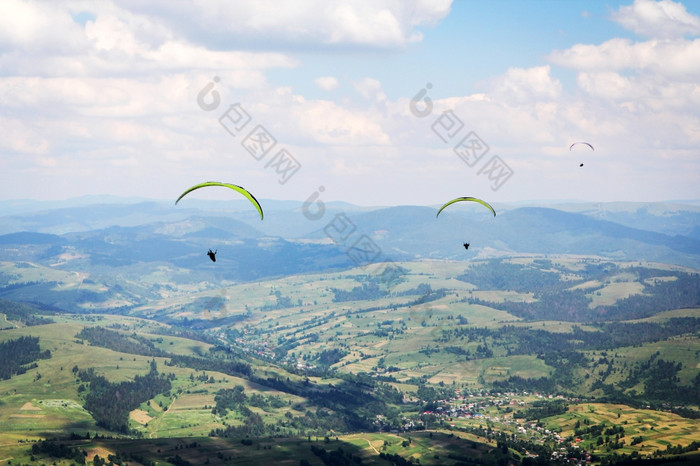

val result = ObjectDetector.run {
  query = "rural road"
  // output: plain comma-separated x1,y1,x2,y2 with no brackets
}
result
360,438,379,454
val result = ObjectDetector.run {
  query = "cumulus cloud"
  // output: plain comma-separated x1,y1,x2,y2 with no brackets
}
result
486,66,562,103
0,116,50,157
238,86,391,146
352,77,388,103
550,37,700,80
576,71,700,111
611,0,700,38
0,0,87,54
293,99,390,145
0,5,297,79
548,10,700,117
120,0,453,51
314,76,340,91
1,0,697,204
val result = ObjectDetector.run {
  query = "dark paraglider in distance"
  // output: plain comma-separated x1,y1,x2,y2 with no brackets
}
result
569,142,594,151
207,249,217,262
463,242,470,250
570,143,592,169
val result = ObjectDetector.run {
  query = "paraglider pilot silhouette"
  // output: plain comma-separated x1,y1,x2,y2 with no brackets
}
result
436,197,495,251
174,181,264,265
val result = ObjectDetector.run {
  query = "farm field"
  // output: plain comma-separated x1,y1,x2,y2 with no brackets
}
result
1,257,699,465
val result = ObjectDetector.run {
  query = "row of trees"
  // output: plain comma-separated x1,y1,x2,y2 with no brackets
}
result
166,354,252,377
75,326,169,357
30,440,86,464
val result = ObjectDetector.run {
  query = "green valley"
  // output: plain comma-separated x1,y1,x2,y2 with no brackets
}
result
1,256,698,465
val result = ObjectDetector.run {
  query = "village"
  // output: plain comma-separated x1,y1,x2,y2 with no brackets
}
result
414,391,595,464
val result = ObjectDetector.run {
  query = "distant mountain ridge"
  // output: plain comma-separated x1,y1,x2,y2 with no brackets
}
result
309,205,700,268
0,200,698,279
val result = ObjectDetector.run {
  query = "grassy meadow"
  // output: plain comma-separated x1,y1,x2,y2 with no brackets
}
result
1,257,699,464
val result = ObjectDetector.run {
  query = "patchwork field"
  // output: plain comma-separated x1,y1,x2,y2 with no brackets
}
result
1,257,699,464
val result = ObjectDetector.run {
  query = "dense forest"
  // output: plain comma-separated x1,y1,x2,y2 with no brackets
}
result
458,261,700,321
0,335,51,379
77,360,173,432
208,373,405,438
0,299,54,326
440,317,700,356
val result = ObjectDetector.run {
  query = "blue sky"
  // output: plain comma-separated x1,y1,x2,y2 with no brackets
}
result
1,0,699,206
267,1,639,101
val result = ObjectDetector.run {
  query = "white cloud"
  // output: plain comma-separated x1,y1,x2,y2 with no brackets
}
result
239,86,391,146
120,0,453,51
314,76,340,91
550,37,700,80
486,66,562,103
576,71,700,111
1,0,697,204
0,116,50,157
0,0,449,203
293,99,391,145
0,1,298,80
548,22,700,119
352,78,387,103
85,13,141,55
0,0,87,53
611,0,700,38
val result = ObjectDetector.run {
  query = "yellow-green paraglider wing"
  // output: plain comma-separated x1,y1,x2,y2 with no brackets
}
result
436,197,496,218
175,181,264,220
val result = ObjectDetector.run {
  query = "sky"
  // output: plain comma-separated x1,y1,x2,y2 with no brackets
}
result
1,0,699,206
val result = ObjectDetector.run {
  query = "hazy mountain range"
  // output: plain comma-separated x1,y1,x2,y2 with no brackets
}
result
2,198,698,269
1,198,699,466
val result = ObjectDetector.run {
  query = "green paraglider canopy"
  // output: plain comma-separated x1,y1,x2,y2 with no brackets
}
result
436,197,496,218
175,181,264,220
